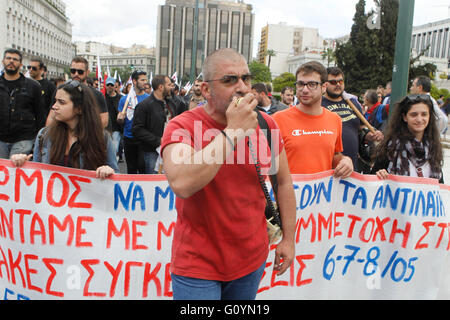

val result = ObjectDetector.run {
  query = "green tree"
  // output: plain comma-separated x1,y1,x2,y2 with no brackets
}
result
265,49,277,69
335,0,399,94
272,72,296,93
321,48,336,67
249,61,272,83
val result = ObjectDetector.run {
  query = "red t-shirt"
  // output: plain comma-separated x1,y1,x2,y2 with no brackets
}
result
161,107,283,281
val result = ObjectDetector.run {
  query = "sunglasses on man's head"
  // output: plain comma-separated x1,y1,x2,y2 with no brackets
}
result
205,74,253,85
64,79,83,92
404,94,431,103
70,68,85,76
27,66,39,71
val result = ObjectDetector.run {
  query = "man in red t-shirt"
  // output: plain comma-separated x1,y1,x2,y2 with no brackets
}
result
161,48,296,300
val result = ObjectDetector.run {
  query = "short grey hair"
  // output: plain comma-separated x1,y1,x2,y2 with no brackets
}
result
202,48,247,81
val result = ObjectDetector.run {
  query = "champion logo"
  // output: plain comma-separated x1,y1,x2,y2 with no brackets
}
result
292,129,334,137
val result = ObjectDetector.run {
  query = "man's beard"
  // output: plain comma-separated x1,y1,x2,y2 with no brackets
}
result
326,89,343,99
4,65,20,76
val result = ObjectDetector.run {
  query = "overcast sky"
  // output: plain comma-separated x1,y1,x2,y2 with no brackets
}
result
64,0,450,57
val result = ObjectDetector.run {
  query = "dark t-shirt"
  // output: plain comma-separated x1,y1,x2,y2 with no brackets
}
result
5,77,22,93
322,96,362,171
89,87,108,113
38,78,56,119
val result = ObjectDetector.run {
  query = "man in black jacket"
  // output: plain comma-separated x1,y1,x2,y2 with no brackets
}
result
132,75,179,174
0,49,44,159
28,57,56,121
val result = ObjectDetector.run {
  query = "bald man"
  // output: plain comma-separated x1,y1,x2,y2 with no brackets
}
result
160,48,296,300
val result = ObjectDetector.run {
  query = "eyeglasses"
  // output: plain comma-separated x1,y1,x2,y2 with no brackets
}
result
65,79,83,92
327,79,344,86
70,68,85,76
27,66,38,71
106,83,115,87
205,74,253,85
295,81,322,90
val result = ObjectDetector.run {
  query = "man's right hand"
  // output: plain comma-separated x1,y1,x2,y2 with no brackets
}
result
225,93,258,142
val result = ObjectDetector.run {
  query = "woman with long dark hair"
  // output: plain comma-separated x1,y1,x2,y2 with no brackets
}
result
11,80,119,178
371,94,444,183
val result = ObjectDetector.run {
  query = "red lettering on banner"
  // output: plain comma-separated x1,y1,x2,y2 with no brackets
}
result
8,249,26,287
104,260,124,297
24,254,42,293
0,207,14,240
42,258,64,297
30,213,46,245
68,176,92,209
164,263,172,298
0,165,10,201
296,254,315,287
258,262,273,293
46,173,70,207
334,212,344,238
15,169,43,204
106,218,130,250
124,261,143,297
16,209,31,243
389,220,411,249
347,214,362,238
296,214,316,243
435,223,450,250
81,259,106,297
318,213,332,241
157,221,175,251
415,221,435,250
359,218,375,243
0,245,10,281
75,216,94,247
373,217,391,242
143,263,162,298
48,214,75,246
132,221,148,250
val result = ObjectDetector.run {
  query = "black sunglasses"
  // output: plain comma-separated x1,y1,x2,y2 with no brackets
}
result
27,66,39,71
205,74,252,85
70,68,85,76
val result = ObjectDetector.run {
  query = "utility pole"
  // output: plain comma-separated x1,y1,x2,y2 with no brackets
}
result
390,0,415,117
190,0,199,83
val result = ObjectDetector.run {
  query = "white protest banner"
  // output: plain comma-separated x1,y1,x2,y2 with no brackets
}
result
258,171,450,300
0,160,448,300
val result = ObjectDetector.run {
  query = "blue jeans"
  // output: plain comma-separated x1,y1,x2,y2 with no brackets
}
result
144,151,159,174
171,262,266,300
111,131,121,155
0,139,34,159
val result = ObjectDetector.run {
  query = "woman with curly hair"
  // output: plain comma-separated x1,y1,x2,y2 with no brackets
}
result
10,80,119,178
371,94,444,183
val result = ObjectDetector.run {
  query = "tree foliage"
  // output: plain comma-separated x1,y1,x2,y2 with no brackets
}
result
249,61,272,83
335,0,398,94
272,72,296,93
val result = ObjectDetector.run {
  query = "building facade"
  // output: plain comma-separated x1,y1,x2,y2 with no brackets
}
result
156,0,254,82
76,41,156,78
257,23,328,78
411,16,450,76
0,0,74,77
